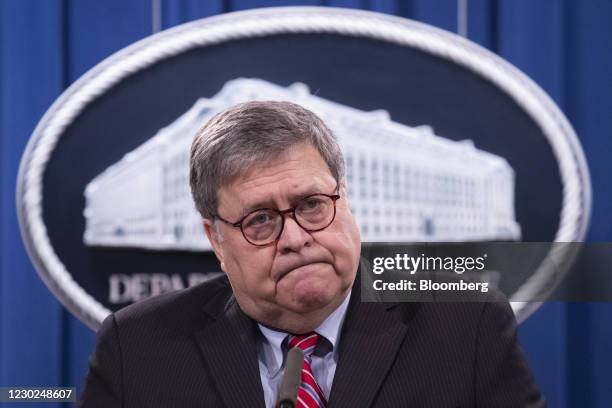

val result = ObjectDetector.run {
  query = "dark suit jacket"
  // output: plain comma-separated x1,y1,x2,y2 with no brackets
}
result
80,274,545,407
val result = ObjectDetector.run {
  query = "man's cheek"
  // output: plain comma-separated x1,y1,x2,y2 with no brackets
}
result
239,259,273,283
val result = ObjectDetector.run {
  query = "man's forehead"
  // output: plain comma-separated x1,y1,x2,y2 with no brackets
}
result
228,146,332,186
215,143,337,214
220,174,334,210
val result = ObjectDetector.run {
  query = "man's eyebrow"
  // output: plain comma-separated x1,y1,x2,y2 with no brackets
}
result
240,199,277,217
240,186,328,216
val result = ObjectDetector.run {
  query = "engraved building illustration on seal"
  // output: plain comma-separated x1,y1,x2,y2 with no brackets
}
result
83,78,521,251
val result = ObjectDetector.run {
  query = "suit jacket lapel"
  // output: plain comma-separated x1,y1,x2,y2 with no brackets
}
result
193,295,266,407
328,274,411,407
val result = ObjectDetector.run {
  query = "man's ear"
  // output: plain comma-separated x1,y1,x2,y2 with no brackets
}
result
339,177,348,195
338,177,353,211
203,219,226,273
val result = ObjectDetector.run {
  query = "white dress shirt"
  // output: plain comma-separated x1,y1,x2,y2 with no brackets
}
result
256,291,352,408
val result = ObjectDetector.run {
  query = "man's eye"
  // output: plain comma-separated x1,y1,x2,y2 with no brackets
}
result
302,198,322,211
248,212,272,226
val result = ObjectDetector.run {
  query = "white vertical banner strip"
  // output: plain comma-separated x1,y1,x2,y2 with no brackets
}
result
457,0,468,37
152,0,162,34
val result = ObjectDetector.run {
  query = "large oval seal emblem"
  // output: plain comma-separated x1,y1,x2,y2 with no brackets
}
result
17,7,591,329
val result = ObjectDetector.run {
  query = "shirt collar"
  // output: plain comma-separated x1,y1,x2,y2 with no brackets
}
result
258,323,287,374
314,289,351,350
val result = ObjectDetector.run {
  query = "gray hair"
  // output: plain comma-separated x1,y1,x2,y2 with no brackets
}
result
189,100,345,220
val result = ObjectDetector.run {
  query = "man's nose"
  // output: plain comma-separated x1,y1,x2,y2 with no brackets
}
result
277,214,313,254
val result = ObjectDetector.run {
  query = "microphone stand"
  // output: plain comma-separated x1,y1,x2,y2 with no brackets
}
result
276,348,304,408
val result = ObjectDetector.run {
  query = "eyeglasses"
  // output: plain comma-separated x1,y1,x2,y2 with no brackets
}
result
215,192,341,246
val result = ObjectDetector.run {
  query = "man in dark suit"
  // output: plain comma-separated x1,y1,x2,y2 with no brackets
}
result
80,101,545,407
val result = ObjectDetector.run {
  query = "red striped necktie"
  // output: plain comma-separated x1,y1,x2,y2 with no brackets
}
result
286,333,328,408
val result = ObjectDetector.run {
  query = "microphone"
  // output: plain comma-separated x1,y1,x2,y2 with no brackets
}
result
276,347,304,408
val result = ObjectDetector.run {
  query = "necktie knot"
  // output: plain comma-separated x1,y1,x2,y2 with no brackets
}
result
287,332,319,357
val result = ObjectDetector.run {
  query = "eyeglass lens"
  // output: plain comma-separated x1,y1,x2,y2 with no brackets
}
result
241,195,336,245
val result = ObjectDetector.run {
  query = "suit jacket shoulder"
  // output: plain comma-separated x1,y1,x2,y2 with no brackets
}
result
79,274,248,408
113,273,233,334
330,274,545,407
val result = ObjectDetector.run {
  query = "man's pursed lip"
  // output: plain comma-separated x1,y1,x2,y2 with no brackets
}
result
276,261,329,281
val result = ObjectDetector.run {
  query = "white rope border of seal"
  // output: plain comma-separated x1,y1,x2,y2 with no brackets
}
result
16,6,592,329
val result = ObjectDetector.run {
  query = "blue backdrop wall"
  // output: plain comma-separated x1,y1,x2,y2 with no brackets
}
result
1,1,611,407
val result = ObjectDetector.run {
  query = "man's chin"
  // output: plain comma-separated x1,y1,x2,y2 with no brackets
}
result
292,295,330,312
283,283,338,313
275,269,348,314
